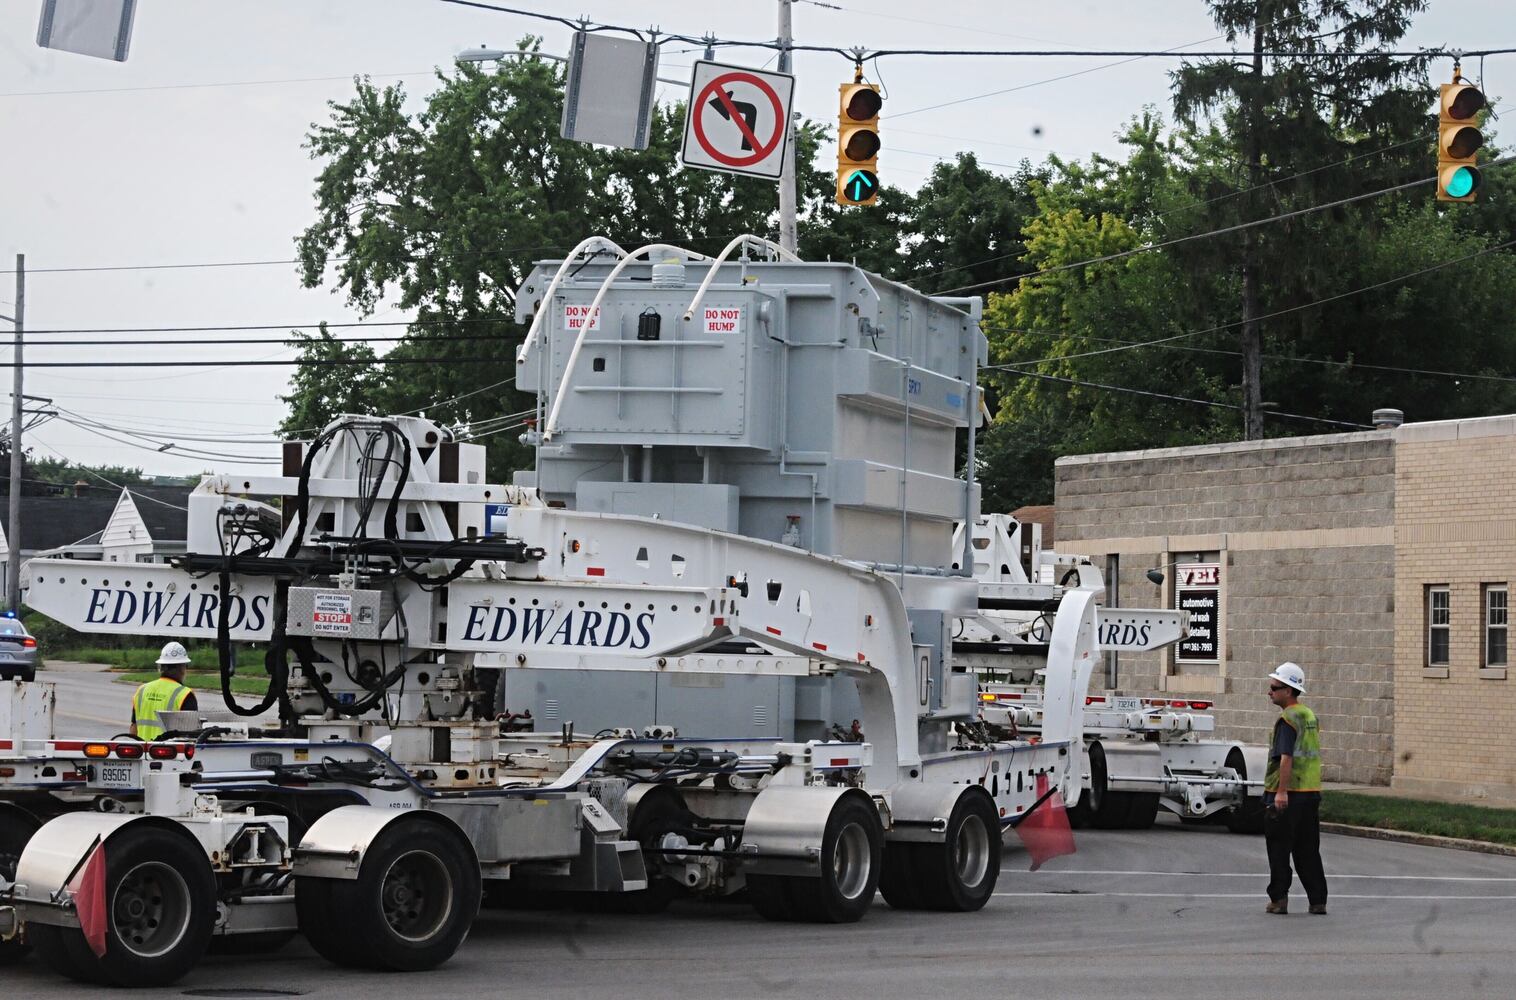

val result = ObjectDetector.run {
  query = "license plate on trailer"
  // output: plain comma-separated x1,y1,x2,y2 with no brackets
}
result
1113,697,1141,711
96,763,137,788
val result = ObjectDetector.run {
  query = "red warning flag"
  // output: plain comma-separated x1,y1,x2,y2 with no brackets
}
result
68,837,108,958
1013,773,1076,871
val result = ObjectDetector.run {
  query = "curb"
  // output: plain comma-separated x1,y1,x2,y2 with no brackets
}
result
1321,822,1516,858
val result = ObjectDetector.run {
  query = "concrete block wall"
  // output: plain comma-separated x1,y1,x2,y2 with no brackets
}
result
1055,431,1396,785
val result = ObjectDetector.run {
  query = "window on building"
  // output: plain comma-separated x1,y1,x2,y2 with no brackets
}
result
1487,585,1509,668
1426,586,1451,667
135,553,154,564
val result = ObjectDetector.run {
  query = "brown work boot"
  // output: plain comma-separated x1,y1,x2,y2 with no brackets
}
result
1309,903,1327,915
1265,899,1288,915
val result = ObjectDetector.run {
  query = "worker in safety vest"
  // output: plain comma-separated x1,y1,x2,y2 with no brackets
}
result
129,641,199,740
1262,661,1327,915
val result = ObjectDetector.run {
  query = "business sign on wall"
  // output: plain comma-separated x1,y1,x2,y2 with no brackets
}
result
1175,563,1221,662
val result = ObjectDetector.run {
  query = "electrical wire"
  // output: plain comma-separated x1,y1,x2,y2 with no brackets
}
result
980,323,1516,385
984,236,1516,370
937,159,1516,295
999,368,1371,430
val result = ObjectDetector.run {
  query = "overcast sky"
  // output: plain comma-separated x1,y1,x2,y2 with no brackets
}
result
0,0,1504,477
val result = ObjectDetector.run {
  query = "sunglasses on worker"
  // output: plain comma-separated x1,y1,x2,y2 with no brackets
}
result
1269,683,1290,692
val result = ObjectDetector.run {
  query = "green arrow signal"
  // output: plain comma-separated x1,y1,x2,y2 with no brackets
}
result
845,169,877,203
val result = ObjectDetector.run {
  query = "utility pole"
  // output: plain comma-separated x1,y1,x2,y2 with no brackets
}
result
776,0,798,254
1239,14,1266,441
7,255,22,611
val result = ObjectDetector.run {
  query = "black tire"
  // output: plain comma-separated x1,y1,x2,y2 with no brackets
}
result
0,804,40,966
296,876,368,968
1225,749,1266,835
307,816,481,972
1123,792,1160,830
910,792,1002,912
31,825,216,987
877,842,922,910
778,796,883,924
607,787,692,914
1087,744,1127,830
745,873,798,921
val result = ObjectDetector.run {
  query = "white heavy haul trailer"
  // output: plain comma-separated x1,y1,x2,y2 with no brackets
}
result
3,236,1150,987
959,514,1266,833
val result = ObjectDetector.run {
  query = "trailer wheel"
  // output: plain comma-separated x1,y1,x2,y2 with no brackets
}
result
877,843,922,910
911,791,1001,912
605,786,692,913
1122,793,1160,830
31,825,216,987
745,873,798,921
0,804,41,966
1224,748,1265,835
295,877,367,968
1087,743,1129,830
782,796,882,923
305,816,481,972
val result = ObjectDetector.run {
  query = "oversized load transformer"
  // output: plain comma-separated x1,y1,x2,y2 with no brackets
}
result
507,247,985,735
513,250,985,568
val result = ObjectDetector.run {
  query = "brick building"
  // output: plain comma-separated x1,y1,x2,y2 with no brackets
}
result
1053,413,1516,795
1054,429,1398,786
1392,416,1515,802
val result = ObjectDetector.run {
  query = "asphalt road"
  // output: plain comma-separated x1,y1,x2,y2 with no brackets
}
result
7,818,1514,999
37,664,276,737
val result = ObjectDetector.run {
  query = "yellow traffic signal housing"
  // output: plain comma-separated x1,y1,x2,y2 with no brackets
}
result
1437,80,1486,202
837,81,881,206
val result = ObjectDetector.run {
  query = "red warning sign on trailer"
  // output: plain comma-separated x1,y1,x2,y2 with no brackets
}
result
680,60,795,180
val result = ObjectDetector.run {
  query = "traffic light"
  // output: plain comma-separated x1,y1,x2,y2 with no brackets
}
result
1437,76,1486,203
837,79,881,206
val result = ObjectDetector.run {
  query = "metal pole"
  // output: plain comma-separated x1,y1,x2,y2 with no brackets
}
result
8,254,23,611
776,0,798,254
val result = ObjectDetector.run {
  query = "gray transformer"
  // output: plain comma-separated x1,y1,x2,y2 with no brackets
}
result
513,255,985,568
506,252,984,737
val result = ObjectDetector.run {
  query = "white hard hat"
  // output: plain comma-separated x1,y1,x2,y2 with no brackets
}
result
1268,661,1306,694
156,641,192,666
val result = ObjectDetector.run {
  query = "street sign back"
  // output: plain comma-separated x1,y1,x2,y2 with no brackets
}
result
680,60,795,180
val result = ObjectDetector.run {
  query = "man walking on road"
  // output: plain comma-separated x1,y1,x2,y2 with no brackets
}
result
129,641,198,740
1263,661,1327,915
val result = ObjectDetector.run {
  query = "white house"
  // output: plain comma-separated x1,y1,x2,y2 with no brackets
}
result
94,486,191,565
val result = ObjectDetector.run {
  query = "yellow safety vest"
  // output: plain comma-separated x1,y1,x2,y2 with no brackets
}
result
1264,703,1322,793
132,677,193,741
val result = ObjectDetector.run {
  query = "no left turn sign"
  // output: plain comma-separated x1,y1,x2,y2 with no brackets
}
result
680,60,795,180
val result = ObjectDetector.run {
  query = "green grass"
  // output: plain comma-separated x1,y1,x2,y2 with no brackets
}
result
47,645,265,671
1322,791,1516,847
116,670,270,697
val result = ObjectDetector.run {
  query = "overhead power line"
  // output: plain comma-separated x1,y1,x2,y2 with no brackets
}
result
985,236,1516,370
1001,369,1372,430
938,158,1516,295
435,0,1512,62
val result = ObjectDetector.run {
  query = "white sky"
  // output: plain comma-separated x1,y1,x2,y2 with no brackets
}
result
0,0,1503,477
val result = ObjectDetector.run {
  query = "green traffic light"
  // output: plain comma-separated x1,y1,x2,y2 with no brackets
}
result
1446,166,1477,199
844,169,877,203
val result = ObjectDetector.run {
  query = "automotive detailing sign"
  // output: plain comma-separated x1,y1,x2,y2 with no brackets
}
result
1175,564,1220,662
680,60,795,179
312,592,353,636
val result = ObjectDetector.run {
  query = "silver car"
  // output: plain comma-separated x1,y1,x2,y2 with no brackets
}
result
0,617,38,682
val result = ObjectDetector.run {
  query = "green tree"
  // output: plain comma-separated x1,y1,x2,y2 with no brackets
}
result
277,326,382,437
1169,0,1436,438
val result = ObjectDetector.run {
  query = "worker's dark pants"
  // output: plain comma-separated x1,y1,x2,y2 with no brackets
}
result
1265,793,1327,905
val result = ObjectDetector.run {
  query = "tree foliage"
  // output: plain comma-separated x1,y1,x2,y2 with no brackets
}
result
287,17,1516,509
